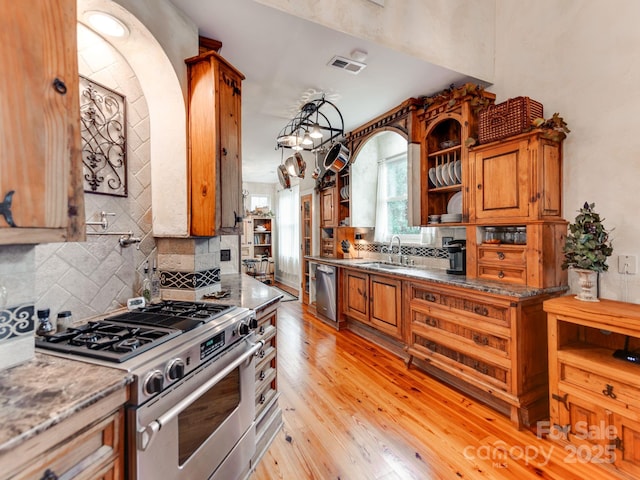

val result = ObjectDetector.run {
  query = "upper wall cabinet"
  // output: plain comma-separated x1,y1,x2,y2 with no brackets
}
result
186,51,245,236
0,0,85,245
469,130,563,223
417,85,495,226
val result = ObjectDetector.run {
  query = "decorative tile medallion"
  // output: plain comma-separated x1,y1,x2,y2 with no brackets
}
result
160,268,221,290
0,304,35,341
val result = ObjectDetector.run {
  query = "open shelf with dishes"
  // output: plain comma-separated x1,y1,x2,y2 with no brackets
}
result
422,117,464,224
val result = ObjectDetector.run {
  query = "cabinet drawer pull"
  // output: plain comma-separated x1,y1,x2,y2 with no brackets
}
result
472,334,489,346
40,469,58,480
259,393,266,404
52,78,67,95
423,293,436,302
0,190,16,227
259,350,265,358
498,271,505,279
602,384,617,399
259,326,265,335
473,306,489,316
552,393,570,411
615,436,625,452
425,318,438,327
497,251,505,260
259,370,266,380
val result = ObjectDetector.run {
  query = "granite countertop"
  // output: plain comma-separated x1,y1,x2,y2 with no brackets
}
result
0,353,132,453
306,256,568,298
204,273,284,310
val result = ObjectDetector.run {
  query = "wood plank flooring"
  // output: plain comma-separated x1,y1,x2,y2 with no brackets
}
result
249,301,624,480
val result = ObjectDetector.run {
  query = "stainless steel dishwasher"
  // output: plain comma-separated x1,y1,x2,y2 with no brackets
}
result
315,264,337,322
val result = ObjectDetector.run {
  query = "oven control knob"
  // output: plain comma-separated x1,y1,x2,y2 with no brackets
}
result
239,322,250,336
144,370,164,395
166,359,186,381
249,317,258,329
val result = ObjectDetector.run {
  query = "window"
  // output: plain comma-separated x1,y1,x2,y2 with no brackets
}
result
374,152,421,243
250,194,271,212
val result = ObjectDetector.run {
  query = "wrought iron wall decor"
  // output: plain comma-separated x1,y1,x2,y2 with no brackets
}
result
79,75,127,197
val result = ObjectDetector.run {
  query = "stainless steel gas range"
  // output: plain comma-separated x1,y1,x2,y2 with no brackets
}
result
36,300,261,480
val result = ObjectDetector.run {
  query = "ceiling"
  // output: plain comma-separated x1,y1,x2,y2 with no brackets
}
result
169,0,482,184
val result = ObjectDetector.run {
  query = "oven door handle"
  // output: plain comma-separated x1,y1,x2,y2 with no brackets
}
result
137,339,264,452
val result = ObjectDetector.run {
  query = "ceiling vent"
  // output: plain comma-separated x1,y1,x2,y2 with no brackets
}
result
328,55,367,75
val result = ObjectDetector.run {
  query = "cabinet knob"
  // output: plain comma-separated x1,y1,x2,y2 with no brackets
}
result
222,147,228,156
477,184,482,190
52,78,67,95
498,271,505,279
497,252,505,260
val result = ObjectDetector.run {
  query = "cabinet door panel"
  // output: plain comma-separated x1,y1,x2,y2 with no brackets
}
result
370,275,402,338
344,271,368,322
613,413,640,478
0,0,82,240
474,140,529,219
217,62,242,232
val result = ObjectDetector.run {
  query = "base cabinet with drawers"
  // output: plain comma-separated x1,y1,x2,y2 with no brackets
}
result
342,269,403,340
466,222,568,288
406,280,558,427
2,389,126,480
545,296,640,479
252,299,283,467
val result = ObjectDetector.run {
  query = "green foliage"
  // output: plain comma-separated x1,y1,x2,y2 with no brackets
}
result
562,202,613,272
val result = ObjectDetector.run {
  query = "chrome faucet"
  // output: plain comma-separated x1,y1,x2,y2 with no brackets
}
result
388,235,402,264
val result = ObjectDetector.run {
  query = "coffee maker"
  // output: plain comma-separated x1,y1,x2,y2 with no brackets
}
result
445,239,466,275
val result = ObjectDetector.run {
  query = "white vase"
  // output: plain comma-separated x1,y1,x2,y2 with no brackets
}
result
574,268,599,302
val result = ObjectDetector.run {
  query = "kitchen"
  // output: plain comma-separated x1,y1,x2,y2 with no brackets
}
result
1,0,640,479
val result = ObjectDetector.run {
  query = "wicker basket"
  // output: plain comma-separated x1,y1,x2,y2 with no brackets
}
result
478,97,543,144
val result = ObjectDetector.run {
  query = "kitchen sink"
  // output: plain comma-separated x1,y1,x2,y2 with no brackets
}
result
359,262,414,271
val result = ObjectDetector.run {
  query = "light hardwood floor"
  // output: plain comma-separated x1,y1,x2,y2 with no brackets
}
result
249,300,623,480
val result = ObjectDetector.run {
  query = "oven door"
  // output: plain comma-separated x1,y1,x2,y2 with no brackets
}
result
130,337,262,480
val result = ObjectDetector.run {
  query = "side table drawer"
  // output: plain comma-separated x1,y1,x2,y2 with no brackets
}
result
559,362,639,414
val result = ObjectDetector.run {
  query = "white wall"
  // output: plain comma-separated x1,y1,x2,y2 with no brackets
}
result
492,0,640,302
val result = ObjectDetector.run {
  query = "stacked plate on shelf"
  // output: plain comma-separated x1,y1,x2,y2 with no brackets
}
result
440,191,463,223
428,159,462,188
340,185,349,200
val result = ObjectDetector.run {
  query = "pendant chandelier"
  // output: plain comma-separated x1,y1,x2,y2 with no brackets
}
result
276,96,344,152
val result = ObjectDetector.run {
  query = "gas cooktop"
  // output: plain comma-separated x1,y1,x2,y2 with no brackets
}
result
35,300,235,363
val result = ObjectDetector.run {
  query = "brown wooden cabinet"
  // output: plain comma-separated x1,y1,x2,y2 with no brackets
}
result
343,269,402,340
1,389,126,479
469,131,563,223
186,51,244,236
545,296,640,479
406,280,557,427
0,0,84,245
418,87,495,225
301,194,313,305
466,222,568,288
252,299,283,466
320,183,339,228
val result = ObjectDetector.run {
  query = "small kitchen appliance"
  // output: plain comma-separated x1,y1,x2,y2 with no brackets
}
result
445,239,466,275
36,300,261,480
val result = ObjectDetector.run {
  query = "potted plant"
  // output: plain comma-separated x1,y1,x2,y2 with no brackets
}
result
562,202,613,301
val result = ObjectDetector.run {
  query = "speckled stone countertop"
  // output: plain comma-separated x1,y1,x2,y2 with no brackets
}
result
306,256,568,298
203,273,284,310
0,353,132,453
